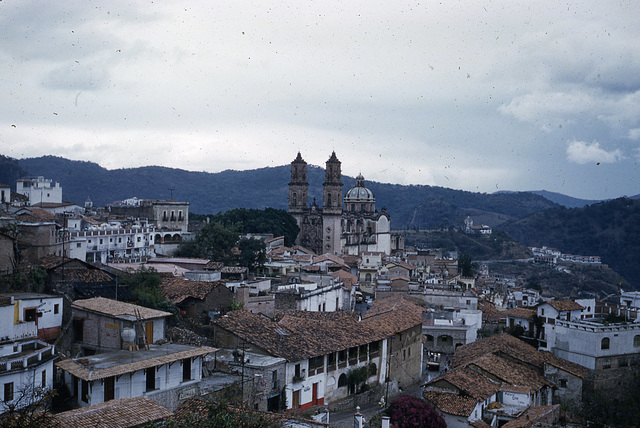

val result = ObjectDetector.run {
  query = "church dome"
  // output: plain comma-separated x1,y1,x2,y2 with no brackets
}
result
344,174,375,202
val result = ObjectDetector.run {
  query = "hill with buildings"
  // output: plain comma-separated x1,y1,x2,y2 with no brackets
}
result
501,197,640,289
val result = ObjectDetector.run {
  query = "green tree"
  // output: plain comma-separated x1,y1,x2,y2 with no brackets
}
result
177,222,239,263
211,208,299,247
237,238,266,270
165,401,281,428
347,366,369,393
120,266,164,309
458,253,476,277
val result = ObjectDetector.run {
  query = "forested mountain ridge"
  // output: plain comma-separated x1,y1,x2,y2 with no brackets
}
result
3,154,639,287
9,155,559,229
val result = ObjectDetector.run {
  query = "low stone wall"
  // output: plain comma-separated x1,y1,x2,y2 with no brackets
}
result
329,383,392,412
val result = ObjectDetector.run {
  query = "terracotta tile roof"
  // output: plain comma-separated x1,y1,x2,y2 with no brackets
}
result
505,308,536,320
16,208,57,223
160,277,227,304
62,269,114,283
36,254,66,270
220,266,248,274
56,345,216,381
452,334,545,369
469,420,492,428
501,404,559,428
331,269,358,289
540,351,590,379
52,397,172,427
215,299,423,362
426,366,500,400
72,296,171,320
203,261,223,270
423,390,478,417
469,353,552,391
214,310,379,361
543,300,584,311
291,254,313,263
362,294,425,335
312,253,348,267
478,299,505,322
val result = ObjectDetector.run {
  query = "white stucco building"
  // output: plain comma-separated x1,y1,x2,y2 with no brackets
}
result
56,344,215,410
0,295,56,413
15,177,62,206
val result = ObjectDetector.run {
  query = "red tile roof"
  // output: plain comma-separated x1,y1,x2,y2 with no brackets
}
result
423,390,478,417
160,277,227,304
52,397,172,427
543,300,584,312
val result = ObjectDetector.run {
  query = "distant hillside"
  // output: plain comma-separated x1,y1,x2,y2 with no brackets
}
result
13,155,559,230
501,198,640,289
527,190,601,208
0,155,25,187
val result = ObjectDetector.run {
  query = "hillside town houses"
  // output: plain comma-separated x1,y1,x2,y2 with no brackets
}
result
0,166,632,427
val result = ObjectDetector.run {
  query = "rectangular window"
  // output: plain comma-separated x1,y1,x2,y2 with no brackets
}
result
42,370,46,388
54,304,59,315
272,370,278,389
4,382,13,402
559,379,567,388
359,344,368,362
309,355,325,376
294,363,301,380
24,308,37,322
146,367,156,391
182,358,192,381
327,352,336,371
338,350,347,368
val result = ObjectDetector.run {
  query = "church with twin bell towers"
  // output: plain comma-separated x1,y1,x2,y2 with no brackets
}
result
288,152,391,256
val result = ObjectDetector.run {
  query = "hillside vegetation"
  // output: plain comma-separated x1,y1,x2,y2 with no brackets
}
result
501,198,640,289
13,155,558,230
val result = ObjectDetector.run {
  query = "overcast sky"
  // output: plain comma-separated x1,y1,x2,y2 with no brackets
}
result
1,1,639,200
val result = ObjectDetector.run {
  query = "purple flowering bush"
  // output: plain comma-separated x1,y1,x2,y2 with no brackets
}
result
388,395,447,428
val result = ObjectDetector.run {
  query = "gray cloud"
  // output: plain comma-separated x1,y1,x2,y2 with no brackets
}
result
0,0,638,201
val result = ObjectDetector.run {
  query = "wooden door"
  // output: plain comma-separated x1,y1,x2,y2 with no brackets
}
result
145,322,153,345
312,382,318,405
292,389,300,409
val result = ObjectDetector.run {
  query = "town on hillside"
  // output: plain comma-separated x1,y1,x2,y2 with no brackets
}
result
0,153,637,427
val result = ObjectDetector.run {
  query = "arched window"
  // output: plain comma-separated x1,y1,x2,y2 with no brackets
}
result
368,363,377,376
634,335,640,348
365,273,372,282
338,373,347,387
292,192,297,206
601,337,610,350
327,193,332,206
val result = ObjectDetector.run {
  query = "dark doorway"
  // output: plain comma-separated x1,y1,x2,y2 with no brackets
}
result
104,376,115,401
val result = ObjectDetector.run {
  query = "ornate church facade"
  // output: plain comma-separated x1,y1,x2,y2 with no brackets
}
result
288,152,391,256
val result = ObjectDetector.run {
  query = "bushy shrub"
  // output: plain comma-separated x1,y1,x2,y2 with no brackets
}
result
389,395,447,428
